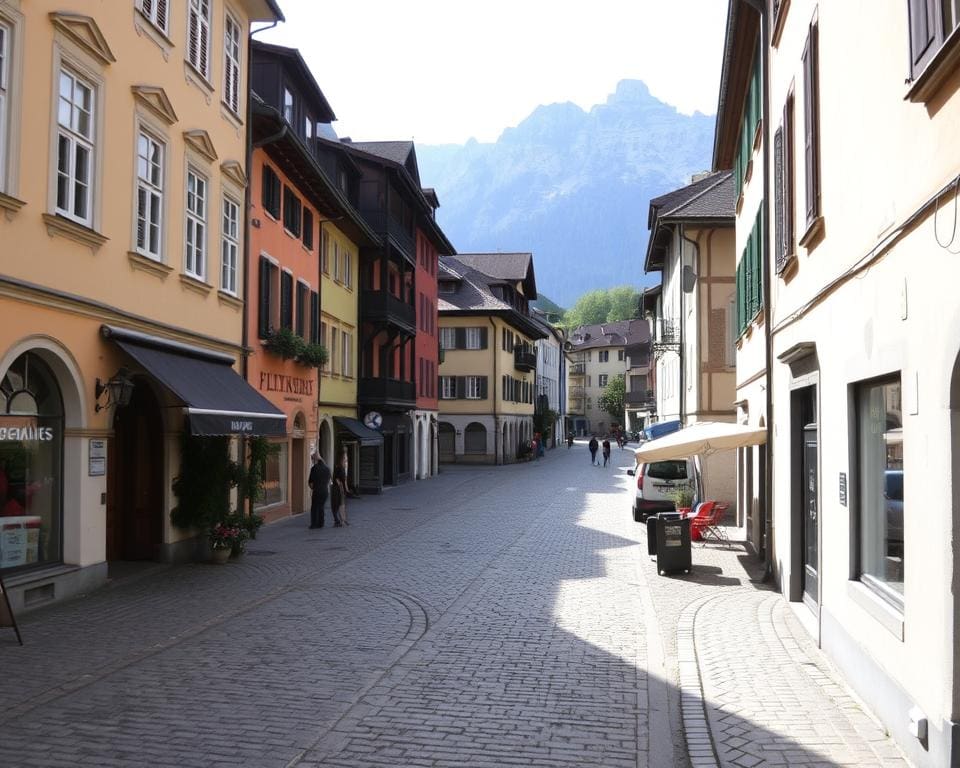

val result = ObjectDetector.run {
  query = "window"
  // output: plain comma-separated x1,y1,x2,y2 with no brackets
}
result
135,131,163,259
321,227,329,273
283,87,293,123
774,92,796,273
736,207,764,335
465,327,482,349
734,38,762,197
440,327,456,350
280,271,293,330
184,169,207,279
138,0,169,34
221,195,239,294
283,186,301,236
302,208,314,250
304,116,313,140
465,376,486,399
261,164,280,219
908,0,960,80
332,240,340,282
223,12,241,115
599,374,609,387
329,327,338,374
186,0,211,79
256,441,287,508
0,22,7,190
802,20,821,230
343,250,352,288
257,256,275,338
856,376,903,607
618,349,625,361
295,281,308,337
310,291,319,344
599,350,609,362
440,376,456,399
56,68,95,225
341,330,351,376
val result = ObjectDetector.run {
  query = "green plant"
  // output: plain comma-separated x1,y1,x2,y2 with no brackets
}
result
598,374,626,423
240,511,264,539
297,342,328,368
171,435,234,531
532,408,559,443
670,485,696,509
264,326,305,360
209,521,245,551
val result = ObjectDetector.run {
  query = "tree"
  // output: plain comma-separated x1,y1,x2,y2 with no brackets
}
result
605,286,640,322
598,374,626,424
562,286,641,327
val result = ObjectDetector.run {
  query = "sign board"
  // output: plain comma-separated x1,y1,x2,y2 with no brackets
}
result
0,575,23,645
839,472,847,507
89,439,107,477
663,523,683,548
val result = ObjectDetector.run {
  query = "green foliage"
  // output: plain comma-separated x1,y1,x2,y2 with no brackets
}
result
598,374,626,423
297,342,328,368
171,435,235,531
532,408,559,442
264,326,304,360
670,485,696,509
562,286,641,327
531,294,565,322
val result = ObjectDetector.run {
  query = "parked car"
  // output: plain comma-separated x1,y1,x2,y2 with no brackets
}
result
631,455,703,521
884,469,903,558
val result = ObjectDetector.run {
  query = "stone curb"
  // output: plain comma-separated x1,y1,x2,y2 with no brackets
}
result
677,595,722,768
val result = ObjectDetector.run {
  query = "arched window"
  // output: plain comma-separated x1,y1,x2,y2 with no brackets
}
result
464,422,487,455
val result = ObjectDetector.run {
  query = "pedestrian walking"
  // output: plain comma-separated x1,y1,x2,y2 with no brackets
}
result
341,447,360,498
602,438,611,467
588,435,599,465
617,430,624,450
331,459,348,526
307,453,331,529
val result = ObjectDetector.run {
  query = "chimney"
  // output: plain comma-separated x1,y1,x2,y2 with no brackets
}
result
690,171,713,183
341,137,352,143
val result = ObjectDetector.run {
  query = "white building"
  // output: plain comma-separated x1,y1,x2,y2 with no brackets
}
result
531,309,565,447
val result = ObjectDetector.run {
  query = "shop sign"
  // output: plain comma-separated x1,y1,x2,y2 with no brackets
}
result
258,372,313,397
0,416,54,442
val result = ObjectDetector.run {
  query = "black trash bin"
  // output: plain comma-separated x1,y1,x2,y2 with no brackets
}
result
655,515,691,575
646,512,682,556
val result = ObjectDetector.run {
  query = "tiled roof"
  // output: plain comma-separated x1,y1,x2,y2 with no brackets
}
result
437,256,513,313
648,171,735,225
348,141,414,167
566,319,650,349
452,252,532,282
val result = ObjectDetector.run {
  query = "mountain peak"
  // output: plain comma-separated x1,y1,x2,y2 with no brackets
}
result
609,79,652,103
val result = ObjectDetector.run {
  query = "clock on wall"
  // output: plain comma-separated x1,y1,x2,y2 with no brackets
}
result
363,411,383,430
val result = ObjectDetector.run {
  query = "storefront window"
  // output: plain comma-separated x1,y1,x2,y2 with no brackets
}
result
857,376,903,606
0,353,64,572
257,441,287,508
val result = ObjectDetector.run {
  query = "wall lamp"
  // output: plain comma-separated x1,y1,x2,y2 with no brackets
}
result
95,367,135,412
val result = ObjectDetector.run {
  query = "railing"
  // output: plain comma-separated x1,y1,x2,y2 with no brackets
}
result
653,318,680,344
514,346,537,372
362,289,416,333
359,209,415,261
358,377,415,405
569,386,585,398
625,390,656,406
570,362,586,375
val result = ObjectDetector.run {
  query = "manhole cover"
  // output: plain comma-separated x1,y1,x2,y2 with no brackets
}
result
245,550,275,556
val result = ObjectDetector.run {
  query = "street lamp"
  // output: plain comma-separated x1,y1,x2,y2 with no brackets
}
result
95,367,135,412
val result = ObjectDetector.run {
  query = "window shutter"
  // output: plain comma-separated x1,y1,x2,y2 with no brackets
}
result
774,124,785,273
480,377,488,399
456,376,466,399
455,328,466,350
156,0,168,31
908,0,938,75
303,208,314,249
258,257,271,338
479,327,488,349
281,272,293,329
802,25,820,225
295,282,306,337
310,291,319,343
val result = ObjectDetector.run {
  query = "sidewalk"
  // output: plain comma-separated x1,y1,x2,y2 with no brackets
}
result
639,521,910,768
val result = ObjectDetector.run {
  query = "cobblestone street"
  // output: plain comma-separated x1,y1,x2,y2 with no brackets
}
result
0,443,907,768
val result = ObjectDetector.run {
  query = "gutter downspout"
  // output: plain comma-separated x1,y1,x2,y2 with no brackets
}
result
488,317,500,464
743,0,774,579
680,224,701,424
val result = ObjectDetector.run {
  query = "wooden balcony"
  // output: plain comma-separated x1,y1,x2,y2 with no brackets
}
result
361,290,416,335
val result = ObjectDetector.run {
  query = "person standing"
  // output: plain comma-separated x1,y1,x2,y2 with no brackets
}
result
588,436,599,465
307,453,331,529
332,458,348,526
602,438,611,468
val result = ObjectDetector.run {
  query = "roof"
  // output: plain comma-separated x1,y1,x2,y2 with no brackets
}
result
349,141,415,167
451,253,537,299
565,319,650,350
438,256,547,340
713,1,761,170
644,172,735,273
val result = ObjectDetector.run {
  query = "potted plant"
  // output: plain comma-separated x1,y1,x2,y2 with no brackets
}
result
264,326,305,360
208,521,242,564
296,342,328,368
241,512,265,540
670,485,696,516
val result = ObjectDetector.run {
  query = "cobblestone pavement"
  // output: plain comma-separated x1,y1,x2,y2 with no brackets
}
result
0,442,908,767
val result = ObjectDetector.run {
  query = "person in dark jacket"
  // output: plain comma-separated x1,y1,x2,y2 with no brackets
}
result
307,453,331,529
602,438,611,467
588,436,599,465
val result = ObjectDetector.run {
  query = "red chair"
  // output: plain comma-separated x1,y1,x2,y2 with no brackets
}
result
699,502,731,547
686,501,715,541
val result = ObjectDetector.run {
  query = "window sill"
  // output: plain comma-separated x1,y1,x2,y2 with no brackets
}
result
220,102,243,131
42,213,108,252
905,25,960,103
847,580,904,641
183,60,214,101
799,215,825,249
776,251,798,279
752,118,763,152
283,227,302,240
217,290,243,310
128,250,173,280
179,273,212,297
0,192,26,214
744,159,754,185
133,9,174,59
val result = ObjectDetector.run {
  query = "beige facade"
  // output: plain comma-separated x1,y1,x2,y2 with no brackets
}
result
0,0,281,611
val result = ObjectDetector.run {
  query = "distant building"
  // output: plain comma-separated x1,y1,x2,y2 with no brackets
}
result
530,309,565,448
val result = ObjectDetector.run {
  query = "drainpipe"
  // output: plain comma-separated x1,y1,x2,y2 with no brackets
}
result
488,317,500,464
680,224,701,424
743,0,774,577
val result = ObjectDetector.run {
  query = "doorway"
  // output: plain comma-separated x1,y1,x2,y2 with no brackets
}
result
107,379,164,561
802,424,819,610
790,384,818,611
439,422,455,462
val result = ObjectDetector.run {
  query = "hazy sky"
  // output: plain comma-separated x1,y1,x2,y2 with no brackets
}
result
258,0,727,145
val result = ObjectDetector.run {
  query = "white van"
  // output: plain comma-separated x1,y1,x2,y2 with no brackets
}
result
631,456,703,521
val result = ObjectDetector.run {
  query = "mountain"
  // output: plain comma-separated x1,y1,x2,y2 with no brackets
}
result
416,80,715,307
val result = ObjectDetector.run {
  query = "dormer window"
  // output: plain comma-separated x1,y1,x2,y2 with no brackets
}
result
304,116,313,140
439,280,457,294
283,87,293,123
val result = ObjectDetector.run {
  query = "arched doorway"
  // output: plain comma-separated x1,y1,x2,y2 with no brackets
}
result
438,422,455,462
0,352,65,570
107,377,163,561
464,422,487,456
319,419,333,466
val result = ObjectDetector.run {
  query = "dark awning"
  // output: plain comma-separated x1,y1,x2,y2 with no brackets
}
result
334,417,383,446
102,326,286,436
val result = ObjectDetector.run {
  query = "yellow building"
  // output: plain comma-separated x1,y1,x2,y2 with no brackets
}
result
0,0,283,612
437,253,546,464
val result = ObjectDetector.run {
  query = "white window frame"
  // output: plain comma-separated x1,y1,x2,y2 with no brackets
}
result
329,325,338,375
465,327,482,350
0,20,8,192
465,376,481,399
283,87,293,123
222,11,241,115
332,239,340,282
55,67,96,226
440,376,456,399
135,129,164,259
186,0,211,80
440,327,456,350
343,249,352,288
599,374,609,387
319,321,328,371
599,350,609,362
138,0,169,35
341,329,350,377
221,194,240,294
185,167,207,280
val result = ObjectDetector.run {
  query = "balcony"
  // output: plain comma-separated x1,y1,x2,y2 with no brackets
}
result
514,347,537,372
625,389,656,407
362,289,416,334
569,386,585,398
570,362,586,375
359,209,415,262
358,377,415,407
